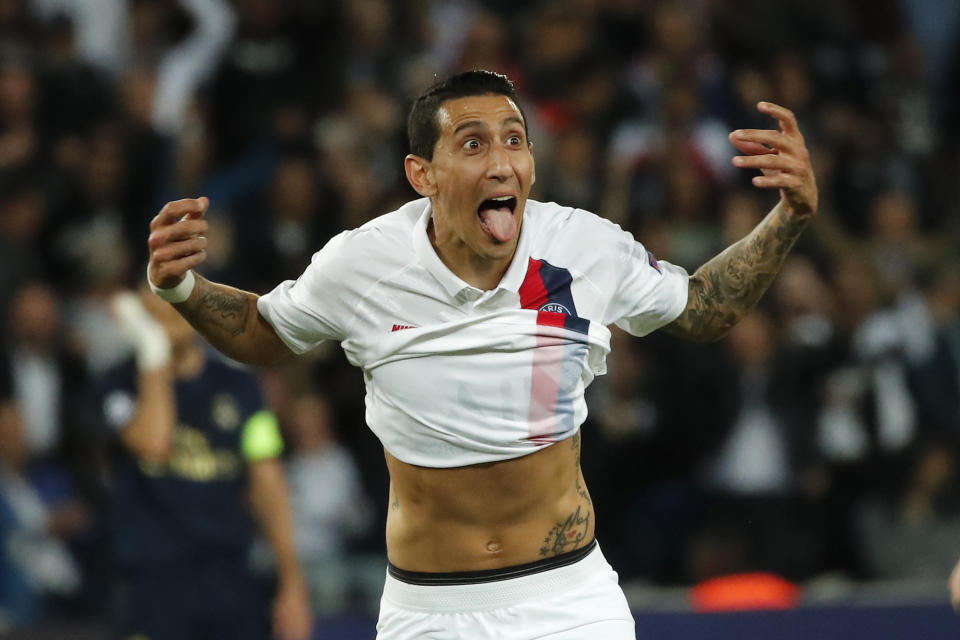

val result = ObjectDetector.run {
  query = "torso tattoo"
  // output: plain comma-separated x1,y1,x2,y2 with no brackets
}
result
539,432,593,557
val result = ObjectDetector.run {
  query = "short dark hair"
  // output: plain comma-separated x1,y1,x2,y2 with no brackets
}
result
407,70,528,160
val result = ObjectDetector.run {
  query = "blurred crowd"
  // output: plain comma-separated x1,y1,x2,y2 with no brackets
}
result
1,0,959,631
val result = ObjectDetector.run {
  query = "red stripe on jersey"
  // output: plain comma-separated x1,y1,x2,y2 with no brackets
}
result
536,310,566,328
519,258,548,310
523,261,570,443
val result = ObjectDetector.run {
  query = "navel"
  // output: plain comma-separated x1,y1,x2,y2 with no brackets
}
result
485,539,503,554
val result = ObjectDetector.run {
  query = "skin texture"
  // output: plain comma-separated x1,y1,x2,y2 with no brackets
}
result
384,432,593,571
146,96,817,573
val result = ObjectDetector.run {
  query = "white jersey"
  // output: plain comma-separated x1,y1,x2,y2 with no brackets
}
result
257,198,688,467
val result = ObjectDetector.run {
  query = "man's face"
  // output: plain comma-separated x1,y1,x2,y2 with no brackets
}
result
422,94,535,266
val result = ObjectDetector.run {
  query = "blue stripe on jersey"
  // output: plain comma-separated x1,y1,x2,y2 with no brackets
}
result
538,259,578,316
563,315,590,335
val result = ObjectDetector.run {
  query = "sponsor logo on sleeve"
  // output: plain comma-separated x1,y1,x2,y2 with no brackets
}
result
647,250,662,273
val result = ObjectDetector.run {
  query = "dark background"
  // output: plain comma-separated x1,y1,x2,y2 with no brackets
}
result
1,0,960,634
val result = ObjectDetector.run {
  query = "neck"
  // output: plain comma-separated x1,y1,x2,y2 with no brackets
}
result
427,219,513,291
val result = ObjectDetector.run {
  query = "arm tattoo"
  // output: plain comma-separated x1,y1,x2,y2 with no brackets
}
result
171,275,288,367
196,289,251,338
668,203,808,342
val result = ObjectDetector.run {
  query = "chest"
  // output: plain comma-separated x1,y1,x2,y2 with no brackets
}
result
173,383,247,450
347,257,604,349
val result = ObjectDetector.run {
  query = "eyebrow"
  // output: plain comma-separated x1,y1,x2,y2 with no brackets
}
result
453,116,525,135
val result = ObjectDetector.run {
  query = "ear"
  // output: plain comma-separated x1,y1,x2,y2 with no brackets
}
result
404,154,437,197
528,141,536,187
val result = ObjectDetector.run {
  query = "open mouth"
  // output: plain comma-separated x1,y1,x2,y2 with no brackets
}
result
477,195,518,242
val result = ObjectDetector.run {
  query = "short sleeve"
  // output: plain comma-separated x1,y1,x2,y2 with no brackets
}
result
241,410,284,462
256,231,354,354
600,226,689,337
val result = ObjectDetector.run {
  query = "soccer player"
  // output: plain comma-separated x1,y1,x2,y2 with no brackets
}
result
102,288,312,640
145,71,817,638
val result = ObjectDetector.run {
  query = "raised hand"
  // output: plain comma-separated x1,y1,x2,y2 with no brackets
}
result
730,102,818,219
147,197,210,289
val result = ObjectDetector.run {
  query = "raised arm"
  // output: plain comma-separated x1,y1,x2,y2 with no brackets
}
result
665,102,818,343
147,197,292,367
110,293,177,463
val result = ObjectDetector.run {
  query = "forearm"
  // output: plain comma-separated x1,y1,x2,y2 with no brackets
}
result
122,366,177,462
667,201,810,342
249,460,305,586
173,275,291,367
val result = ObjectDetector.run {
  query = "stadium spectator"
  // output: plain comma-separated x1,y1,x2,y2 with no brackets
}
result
5,281,94,462
692,311,822,582
281,390,374,615
0,370,87,627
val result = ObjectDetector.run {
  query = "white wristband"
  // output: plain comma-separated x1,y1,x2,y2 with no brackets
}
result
110,293,171,372
148,267,196,303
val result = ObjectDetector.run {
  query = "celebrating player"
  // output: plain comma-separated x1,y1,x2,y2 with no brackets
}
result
146,70,816,639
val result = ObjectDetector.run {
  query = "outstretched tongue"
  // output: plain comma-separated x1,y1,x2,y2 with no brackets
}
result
479,207,517,242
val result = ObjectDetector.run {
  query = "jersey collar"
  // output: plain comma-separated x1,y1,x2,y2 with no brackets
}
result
412,199,532,298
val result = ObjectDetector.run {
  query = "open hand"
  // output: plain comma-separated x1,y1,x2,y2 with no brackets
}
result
730,102,818,219
148,197,210,289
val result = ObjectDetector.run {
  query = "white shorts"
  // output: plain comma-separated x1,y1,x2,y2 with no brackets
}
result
376,541,636,640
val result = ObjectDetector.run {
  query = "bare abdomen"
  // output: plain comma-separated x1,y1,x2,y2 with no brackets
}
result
384,432,595,572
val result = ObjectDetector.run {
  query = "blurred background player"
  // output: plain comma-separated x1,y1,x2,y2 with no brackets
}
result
100,284,312,640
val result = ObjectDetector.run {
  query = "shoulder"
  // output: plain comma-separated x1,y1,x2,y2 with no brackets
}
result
201,355,263,399
524,199,634,257
194,357,267,423
340,198,425,252
307,198,424,274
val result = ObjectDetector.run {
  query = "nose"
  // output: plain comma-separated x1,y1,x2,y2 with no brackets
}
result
486,143,512,181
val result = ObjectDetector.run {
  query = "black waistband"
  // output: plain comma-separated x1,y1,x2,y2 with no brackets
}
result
387,538,597,586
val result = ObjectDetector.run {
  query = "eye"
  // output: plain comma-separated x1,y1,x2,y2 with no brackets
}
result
462,138,481,151
507,135,522,146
